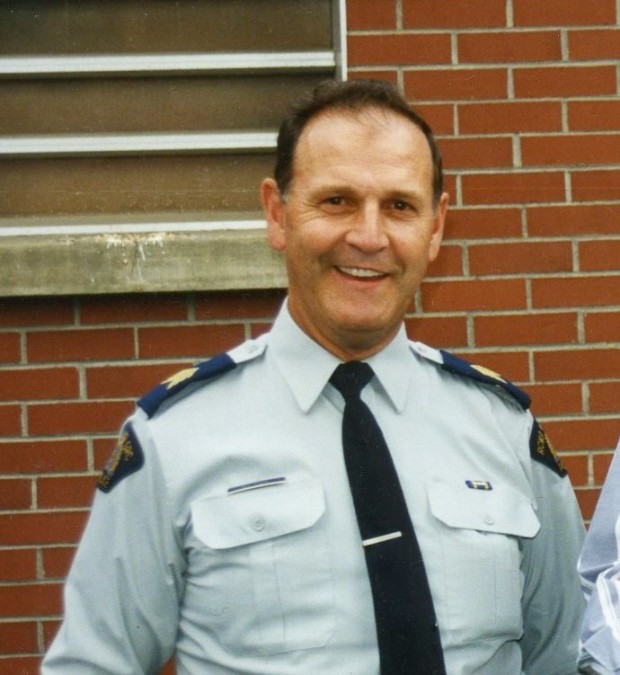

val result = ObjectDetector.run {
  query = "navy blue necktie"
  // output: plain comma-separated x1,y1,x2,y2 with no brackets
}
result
330,361,446,674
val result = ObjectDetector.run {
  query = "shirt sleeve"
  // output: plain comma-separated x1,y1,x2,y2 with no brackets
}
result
577,438,620,673
519,420,586,675
41,413,185,675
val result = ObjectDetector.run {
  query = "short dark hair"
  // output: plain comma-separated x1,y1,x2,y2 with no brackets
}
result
273,79,444,208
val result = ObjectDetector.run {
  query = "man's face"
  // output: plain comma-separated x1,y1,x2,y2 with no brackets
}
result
262,107,448,360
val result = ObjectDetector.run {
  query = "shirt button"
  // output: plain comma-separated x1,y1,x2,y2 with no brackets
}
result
252,516,265,531
483,514,495,526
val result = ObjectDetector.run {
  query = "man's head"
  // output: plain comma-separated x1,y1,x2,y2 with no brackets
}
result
273,79,444,210
262,79,449,361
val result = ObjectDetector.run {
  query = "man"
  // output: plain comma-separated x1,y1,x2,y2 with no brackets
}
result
43,79,585,674
578,436,620,674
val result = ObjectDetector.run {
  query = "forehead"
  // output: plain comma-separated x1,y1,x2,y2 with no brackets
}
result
293,107,434,186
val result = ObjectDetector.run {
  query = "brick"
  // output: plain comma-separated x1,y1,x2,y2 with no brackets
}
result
0,510,88,546
347,0,397,29
590,382,620,415
0,583,62,617
528,204,620,236
534,348,620,381
0,656,41,674
527,383,583,416
468,241,573,275
0,405,21,436
459,101,562,134
79,294,188,325
249,322,274,340
576,488,602,522
27,327,135,363
37,475,97,509
444,208,523,240
86,362,190,399
0,367,79,402
0,298,73,328
561,454,588,486
422,278,527,312
573,170,620,203
413,104,455,136
0,478,32,510
347,33,451,66
404,316,468,348
522,134,620,167
461,171,565,205
593,452,614,485
569,28,620,60
0,440,87,474
513,65,617,98
27,400,133,436
474,312,578,347
585,311,620,343
404,68,507,101
426,244,463,278
42,546,77,579
513,0,616,27
569,100,620,132
162,660,177,675
0,620,38,653
403,0,506,28
348,70,399,86
543,417,620,451
580,239,620,272
440,136,513,169
138,324,245,359
195,290,285,321
0,333,20,364
0,549,37,581
449,350,530,382
458,30,561,63
532,276,620,309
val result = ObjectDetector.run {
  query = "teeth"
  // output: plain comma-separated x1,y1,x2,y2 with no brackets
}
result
338,266,384,278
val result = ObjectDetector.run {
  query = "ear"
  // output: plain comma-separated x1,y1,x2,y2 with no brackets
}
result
261,178,287,252
428,191,449,262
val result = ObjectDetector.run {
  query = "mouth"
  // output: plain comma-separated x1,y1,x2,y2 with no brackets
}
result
335,266,387,280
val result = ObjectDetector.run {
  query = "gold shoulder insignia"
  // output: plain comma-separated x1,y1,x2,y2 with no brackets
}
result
97,424,144,493
529,419,567,477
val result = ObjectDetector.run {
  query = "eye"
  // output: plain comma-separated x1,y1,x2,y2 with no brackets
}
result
325,196,345,206
391,199,413,212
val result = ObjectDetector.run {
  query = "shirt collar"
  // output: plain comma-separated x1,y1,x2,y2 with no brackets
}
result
267,300,413,414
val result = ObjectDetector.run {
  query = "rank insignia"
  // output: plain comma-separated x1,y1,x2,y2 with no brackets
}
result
466,480,493,490
529,419,567,477
97,424,144,493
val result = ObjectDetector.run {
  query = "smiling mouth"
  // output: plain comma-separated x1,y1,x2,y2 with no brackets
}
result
336,266,387,279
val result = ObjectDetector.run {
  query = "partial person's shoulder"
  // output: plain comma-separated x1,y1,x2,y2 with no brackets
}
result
410,341,567,477
408,341,531,410
138,336,268,419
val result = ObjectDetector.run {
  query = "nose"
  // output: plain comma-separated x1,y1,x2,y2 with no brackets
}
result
344,203,389,252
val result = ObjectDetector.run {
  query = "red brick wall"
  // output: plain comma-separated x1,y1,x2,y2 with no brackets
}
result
2,1,620,670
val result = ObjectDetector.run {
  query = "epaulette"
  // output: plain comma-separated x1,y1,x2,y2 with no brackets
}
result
410,342,531,410
529,419,567,477
439,350,531,410
137,337,267,418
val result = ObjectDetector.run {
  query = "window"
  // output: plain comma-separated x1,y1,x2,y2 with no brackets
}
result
0,0,346,295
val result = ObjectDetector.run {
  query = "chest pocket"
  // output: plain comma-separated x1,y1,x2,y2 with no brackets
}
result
427,481,540,644
188,478,334,654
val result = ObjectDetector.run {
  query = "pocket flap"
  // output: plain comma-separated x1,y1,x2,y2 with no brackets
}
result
191,478,326,549
428,480,540,538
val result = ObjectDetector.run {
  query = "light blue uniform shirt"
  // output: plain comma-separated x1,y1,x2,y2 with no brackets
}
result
43,302,584,674
579,437,620,674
